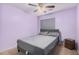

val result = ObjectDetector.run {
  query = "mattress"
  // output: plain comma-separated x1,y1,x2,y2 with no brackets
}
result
17,35,59,55
19,35,57,49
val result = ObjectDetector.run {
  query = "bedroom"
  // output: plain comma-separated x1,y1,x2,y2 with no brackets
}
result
0,3,79,55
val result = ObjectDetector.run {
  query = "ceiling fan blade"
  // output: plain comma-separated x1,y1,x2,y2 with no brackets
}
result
28,3,37,7
46,5,55,8
34,9,38,12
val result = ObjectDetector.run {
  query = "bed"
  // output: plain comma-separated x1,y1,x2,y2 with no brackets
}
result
17,29,61,55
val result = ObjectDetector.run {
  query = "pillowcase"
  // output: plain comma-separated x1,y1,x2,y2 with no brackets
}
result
47,32,59,36
39,31,48,35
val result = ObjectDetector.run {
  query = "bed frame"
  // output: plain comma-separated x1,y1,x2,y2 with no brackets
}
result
17,29,61,55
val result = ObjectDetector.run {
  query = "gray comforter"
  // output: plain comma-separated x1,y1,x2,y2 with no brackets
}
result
17,34,60,55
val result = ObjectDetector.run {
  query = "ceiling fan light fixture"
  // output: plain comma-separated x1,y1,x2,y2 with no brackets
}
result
28,3,55,15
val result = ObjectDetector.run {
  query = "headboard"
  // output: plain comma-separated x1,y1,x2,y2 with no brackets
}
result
40,18,55,30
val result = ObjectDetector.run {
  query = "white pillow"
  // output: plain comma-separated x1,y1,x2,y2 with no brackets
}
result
40,31,48,35
48,32,59,36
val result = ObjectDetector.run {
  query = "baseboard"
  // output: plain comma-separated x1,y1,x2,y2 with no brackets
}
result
77,49,79,55
0,47,17,55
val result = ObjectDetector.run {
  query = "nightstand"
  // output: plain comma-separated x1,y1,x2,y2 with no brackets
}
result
64,38,75,50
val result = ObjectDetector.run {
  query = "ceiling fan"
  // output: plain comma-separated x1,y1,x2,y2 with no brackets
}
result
28,3,55,13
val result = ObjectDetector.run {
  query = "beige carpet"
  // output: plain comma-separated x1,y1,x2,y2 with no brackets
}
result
0,44,78,55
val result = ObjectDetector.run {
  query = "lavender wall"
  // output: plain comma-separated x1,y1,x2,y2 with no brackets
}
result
77,5,79,53
55,7,76,41
39,7,76,41
0,5,2,50
0,5,38,51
